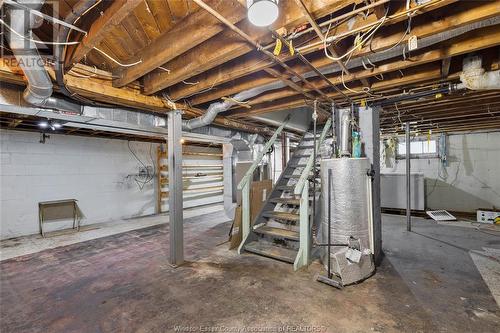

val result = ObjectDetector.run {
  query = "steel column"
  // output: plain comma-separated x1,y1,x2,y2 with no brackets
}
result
406,122,411,232
168,110,184,266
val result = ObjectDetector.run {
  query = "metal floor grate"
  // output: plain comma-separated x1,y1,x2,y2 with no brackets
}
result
426,210,456,221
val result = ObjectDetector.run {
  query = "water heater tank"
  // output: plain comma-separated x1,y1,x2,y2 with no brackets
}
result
319,158,374,284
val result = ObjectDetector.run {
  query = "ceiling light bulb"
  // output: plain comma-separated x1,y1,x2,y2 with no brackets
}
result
247,0,279,27
53,123,62,129
39,121,48,128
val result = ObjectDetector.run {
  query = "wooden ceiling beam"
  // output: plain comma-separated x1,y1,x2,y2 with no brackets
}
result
112,0,247,88
67,0,144,68
381,103,500,123
441,57,452,79
385,121,500,134
229,64,444,117
382,95,500,116
142,0,357,95
0,61,271,134
0,60,171,112
383,90,499,109
172,0,494,104
236,26,500,108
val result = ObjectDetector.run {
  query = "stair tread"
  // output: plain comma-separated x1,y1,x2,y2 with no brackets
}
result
303,136,330,141
244,241,297,264
263,211,300,222
269,197,301,205
282,174,319,179
276,185,295,191
254,226,299,241
282,174,302,179
288,162,320,168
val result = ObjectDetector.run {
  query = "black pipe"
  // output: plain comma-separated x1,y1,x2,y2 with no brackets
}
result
374,84,459,107
54,0,116,108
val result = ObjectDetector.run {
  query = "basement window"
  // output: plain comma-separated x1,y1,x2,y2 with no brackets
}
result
397,138,438,159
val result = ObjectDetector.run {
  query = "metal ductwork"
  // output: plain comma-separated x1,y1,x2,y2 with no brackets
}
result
460,55,500,90
5,0,82,113
339,109,351,157
182,81,285,130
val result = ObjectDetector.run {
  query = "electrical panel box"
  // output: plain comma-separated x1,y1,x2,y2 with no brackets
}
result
477,209,500,224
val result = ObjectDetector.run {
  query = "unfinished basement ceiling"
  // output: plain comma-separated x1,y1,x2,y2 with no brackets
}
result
0,0,499,134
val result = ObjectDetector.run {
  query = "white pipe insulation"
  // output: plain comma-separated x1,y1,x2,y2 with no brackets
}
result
460,56,500,91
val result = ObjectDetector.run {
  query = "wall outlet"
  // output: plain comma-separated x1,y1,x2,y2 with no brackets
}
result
138,165,153,177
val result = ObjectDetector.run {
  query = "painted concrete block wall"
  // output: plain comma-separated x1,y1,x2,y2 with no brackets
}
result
0,130,223,239
0,129,160,239
381,131,500,212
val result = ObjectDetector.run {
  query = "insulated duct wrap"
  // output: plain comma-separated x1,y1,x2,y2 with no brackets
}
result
319,158,372,250
319,158,374,284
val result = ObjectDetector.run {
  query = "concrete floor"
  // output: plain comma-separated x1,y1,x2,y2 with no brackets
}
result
1,211,499,333
0,204,224,261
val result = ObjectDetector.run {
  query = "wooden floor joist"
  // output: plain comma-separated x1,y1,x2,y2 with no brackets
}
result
0,0,498,134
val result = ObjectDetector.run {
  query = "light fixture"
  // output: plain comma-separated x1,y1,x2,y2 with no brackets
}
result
38,119,63,131
247,0,279,27
180,138,186,144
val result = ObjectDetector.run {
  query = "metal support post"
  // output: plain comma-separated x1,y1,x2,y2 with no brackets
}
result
168,110,184,266
406,122,411,232
311,100,318,245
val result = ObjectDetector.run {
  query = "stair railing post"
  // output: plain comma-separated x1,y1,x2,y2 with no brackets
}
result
241,180,250,242
293,118,332,270
294,180,310,270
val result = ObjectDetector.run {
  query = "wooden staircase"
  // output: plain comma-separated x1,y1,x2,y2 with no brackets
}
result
240,124,330,266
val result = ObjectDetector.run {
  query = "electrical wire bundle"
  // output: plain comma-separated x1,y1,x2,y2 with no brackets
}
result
127,141,156,191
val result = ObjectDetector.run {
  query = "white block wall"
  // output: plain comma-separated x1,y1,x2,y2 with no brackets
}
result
0,130,160,239
381,131,500,212
0,130,223,239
